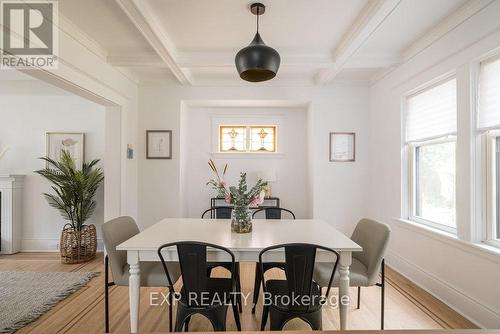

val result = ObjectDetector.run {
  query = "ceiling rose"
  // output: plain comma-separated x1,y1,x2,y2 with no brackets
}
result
235,3,280,82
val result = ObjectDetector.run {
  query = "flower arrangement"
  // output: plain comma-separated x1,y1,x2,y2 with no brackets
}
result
224,172,267,208
206,160,267,233
207,159,228,197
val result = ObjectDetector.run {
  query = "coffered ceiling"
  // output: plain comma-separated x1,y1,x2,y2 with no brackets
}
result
58,0,484,86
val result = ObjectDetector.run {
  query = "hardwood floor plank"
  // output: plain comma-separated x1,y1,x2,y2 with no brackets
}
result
0,252,477,333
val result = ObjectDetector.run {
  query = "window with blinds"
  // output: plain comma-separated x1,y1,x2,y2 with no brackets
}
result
478,55,500,130
406,78,457,142
405,77,457,232
481,54,500,246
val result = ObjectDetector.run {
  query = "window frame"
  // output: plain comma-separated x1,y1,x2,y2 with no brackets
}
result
484,129,500,247
219,125,247,152
249,126,277,153
407,136,458,234
218,125,278,153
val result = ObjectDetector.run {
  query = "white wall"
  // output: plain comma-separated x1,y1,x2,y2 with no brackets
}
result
179,106,310,219
368,1,500,327
138,83,370,234
0,93,105,251
23,16,140,223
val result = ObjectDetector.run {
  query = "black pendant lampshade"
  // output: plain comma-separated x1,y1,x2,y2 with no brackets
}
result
235,3,280,82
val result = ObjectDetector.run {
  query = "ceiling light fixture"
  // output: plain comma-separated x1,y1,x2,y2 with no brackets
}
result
235,3,280,82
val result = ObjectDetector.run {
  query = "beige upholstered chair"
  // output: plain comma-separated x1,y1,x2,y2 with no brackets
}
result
102,216,181,333
313,218,391,329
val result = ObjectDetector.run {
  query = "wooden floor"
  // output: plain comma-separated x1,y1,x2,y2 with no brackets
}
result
0,252,477,333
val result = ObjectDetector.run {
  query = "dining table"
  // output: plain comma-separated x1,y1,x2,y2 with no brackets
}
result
117,218,362,333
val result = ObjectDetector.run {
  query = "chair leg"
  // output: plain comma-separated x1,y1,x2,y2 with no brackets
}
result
357,286,361,309
235,264,243,313
104,255,109,333
168,288,173,332
252,263,261,314
231,295,242,331
381,259,385,330
260,305,269,331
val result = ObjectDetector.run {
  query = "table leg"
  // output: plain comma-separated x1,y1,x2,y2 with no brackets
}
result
128,251,140,333
339,251,352,330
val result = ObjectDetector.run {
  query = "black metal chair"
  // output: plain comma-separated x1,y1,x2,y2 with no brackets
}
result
259,243,339,331
252,207,296,220
202,207,233,219
202,208,243,313
158,241,241,332
250,208,295,314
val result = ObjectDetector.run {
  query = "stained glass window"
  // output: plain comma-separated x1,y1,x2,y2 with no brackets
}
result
250,126,276,152
219,125,277,153
219,126,246,152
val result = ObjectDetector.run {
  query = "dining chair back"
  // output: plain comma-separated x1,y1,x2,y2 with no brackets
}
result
252,207,295,219
102,216,181,333
351,218,391,285
258,243,339,330
158,241,241,331
250,207,296,314
201,207,232,219
102,216,139,286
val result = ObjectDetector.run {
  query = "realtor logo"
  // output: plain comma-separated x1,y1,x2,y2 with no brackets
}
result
1,0,58,69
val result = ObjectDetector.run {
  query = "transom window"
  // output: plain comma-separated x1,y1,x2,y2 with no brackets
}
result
405,77,457,232
219,125,277,153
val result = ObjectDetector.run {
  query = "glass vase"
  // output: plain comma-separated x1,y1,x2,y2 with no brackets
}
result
231,205,252,233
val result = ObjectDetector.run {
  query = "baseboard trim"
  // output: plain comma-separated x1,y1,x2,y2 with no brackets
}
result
387,250,500,328
21,238,104,252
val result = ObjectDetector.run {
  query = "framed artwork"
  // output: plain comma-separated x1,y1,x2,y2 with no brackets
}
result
146,130,172,159
46,132,85,169
329,132,355,162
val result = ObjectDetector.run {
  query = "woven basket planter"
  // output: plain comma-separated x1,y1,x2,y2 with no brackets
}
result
60,224,97,264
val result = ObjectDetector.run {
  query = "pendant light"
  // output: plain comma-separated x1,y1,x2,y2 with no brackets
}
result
235,3,280,82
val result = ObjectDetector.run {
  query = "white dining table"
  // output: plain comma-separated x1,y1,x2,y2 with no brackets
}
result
117,218,362,333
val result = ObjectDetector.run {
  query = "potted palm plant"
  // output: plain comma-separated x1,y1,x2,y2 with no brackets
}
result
35,150,104,264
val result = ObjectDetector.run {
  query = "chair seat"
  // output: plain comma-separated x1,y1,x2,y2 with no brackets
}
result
263,262,285,271
313,258,369,287
207,261,234,272
265,279,322,312
179,277,233,307
116,262,181,287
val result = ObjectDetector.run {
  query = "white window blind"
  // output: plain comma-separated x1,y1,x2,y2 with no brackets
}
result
478,55,500,130
405,78,457,143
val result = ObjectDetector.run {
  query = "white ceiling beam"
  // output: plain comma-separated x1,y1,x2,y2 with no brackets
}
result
107,54,167,68
316,0,402,84
114,0,191,85
402,0,495,62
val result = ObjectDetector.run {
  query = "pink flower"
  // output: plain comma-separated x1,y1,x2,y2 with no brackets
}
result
225,194,232,203
251,192,265,206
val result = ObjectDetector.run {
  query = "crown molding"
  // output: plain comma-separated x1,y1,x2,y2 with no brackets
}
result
402,0,495,62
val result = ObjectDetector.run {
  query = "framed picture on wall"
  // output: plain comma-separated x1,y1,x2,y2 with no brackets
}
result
146,130,172,159
329,132,355,162
46,132,85,169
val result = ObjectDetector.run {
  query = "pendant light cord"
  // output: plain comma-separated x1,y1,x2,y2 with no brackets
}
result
256,6,259,33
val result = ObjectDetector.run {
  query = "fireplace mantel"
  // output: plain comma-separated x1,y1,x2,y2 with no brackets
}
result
0,174,24,254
